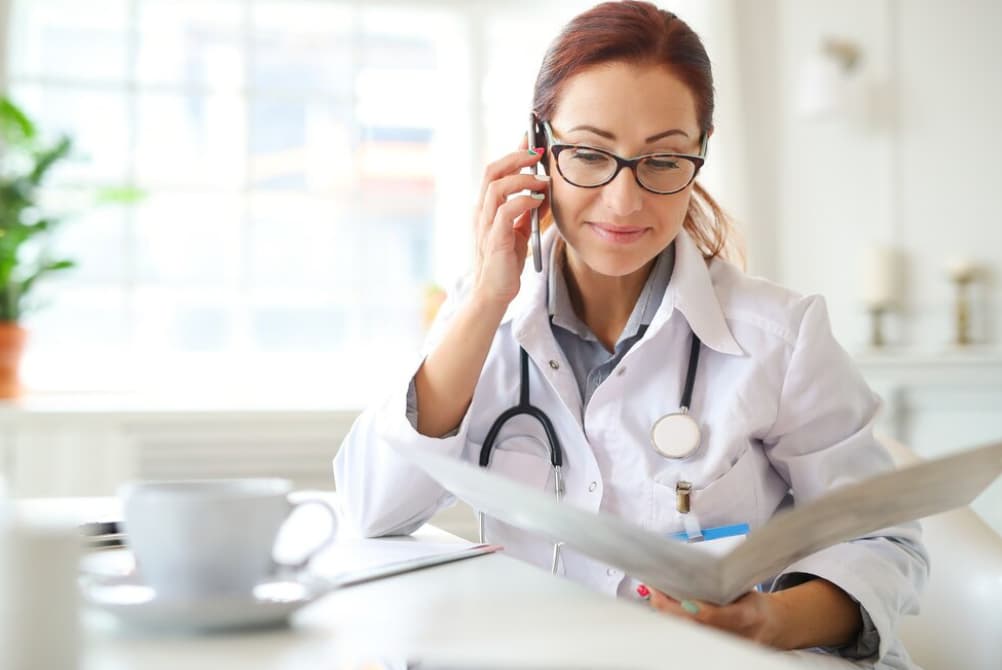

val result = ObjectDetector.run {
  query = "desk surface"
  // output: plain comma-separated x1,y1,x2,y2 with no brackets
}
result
19,497,853,670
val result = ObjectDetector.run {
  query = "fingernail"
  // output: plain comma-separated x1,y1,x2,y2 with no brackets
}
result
528,147,545,156
636,584,651,599
533,174,551,182
529,192,545,201
681,600,700,614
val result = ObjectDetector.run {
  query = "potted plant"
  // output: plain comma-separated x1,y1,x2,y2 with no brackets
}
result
0,97,76,398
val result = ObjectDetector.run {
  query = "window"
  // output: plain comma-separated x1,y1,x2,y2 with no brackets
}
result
7,0,722,406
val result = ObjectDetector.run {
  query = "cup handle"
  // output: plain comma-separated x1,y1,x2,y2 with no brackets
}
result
276,496,339,573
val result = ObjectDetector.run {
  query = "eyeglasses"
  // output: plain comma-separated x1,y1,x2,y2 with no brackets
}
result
543,121,706,195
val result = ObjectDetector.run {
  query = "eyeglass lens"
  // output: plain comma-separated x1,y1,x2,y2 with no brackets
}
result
557,147,697,193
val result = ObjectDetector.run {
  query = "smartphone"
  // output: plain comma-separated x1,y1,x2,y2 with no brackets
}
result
528,112,544,273
79,520,126,549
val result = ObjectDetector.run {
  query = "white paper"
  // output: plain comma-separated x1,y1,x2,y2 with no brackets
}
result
310,538,500,588
399,441,1002,604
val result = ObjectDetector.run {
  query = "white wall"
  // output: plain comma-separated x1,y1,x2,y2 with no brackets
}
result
894,0,1002,347
737,0,1002,352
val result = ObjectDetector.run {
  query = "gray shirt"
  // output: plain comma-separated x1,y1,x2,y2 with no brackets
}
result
407,240,674,429
548,239,674,409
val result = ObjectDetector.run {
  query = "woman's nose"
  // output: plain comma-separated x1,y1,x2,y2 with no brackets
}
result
601,165,644,217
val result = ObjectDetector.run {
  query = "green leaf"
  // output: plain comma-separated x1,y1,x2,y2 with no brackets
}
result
28,135,73,184
0,97,37,147
94,185,146,205
17,258,76,307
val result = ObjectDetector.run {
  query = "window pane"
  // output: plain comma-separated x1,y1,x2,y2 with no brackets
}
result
42,189,130,284
249,98,354,191
22,285,129,351
250,305,348,353
133,193,243,286
247,193,357,299
132,287,237,353
7,0,129,82
251,1,354,96
482,10,572,159
10,85,130,185
136,0,245,91
355,190,433,306
135,92,247,188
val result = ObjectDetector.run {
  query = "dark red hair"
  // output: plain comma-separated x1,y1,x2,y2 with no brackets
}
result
532,0,742,264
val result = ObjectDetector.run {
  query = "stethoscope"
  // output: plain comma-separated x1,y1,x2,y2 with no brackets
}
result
477,331,704,574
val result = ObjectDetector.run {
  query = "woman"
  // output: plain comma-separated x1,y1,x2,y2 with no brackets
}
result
334,2,926,667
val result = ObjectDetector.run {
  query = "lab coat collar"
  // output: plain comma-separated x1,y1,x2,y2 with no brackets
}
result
662,229,745,357
507,226,744,358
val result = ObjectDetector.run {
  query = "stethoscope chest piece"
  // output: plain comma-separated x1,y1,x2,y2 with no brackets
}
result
650,410,701,459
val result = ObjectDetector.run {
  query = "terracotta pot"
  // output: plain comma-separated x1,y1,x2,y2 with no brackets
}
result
0,322,27,399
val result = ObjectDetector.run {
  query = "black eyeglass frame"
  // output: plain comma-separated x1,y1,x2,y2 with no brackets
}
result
542,121,708,195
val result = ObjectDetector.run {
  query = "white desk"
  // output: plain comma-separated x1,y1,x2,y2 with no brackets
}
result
20,498,852,670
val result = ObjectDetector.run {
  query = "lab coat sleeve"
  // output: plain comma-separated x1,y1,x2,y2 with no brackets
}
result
333,276,475,538
761,295,929,662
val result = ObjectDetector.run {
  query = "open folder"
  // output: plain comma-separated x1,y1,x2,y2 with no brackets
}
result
399,441,1002,605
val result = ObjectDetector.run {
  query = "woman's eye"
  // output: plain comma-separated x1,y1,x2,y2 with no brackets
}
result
646,157,681,171
570,149,611,164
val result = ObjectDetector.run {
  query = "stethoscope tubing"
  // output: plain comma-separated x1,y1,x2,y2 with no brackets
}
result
476,332,702,570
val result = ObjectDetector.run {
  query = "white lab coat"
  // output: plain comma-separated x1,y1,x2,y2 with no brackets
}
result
334,226,927,669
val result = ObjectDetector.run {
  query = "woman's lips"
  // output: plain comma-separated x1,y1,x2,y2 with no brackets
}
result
587,222,648,244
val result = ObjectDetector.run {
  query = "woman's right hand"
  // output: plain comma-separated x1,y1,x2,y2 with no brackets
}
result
472,141,551,309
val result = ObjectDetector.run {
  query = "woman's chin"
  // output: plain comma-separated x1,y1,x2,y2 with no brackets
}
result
571,246,654,278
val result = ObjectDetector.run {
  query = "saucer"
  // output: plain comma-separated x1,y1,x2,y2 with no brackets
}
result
80,550,331,632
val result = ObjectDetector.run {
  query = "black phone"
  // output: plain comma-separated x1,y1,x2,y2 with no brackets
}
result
528,112,544,273
79,520,126,549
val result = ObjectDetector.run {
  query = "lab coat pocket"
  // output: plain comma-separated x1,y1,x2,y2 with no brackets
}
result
650,447,760,536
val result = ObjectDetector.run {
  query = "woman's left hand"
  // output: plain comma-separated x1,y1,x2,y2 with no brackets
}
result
644,587,788,648
642,578,862,651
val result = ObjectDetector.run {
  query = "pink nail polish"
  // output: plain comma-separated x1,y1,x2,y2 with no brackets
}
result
636,584,651,598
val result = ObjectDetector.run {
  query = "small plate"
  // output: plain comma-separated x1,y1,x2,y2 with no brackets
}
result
80,550,331,632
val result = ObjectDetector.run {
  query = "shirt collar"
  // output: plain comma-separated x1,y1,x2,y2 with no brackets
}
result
509,226,744,358
546,237,674,346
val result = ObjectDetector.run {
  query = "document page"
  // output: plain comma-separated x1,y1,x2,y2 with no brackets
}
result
399,441,1002,604
311,538,501,588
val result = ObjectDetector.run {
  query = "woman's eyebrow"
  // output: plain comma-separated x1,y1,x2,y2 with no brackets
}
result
566,125,690,143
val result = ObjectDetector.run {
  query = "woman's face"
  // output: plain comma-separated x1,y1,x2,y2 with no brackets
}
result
546,61,704,277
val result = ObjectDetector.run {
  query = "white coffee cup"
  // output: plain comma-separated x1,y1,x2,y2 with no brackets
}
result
119,478,337,600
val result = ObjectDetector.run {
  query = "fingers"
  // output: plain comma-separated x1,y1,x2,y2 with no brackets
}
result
647,588,706,620
640,584,770,644
477,147,546,210
483,194,545,251
478,172,550,239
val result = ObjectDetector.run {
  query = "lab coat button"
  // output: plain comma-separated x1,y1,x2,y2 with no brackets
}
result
606,567,617,576
549,360,560,370
617,367,626,376
588,481,598,492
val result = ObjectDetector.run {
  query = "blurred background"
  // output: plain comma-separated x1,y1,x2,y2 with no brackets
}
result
0,0,999,533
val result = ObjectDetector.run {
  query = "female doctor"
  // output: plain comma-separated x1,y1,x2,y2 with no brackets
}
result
334,2,927,667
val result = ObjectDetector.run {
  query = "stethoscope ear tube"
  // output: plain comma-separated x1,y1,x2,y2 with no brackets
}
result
478,349,563,470
650,333,703,460
478,348,565,572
